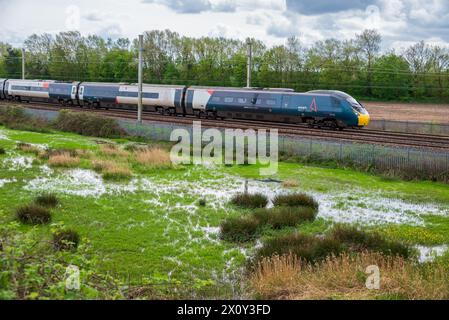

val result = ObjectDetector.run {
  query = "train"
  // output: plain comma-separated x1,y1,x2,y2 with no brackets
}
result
0,79,370,129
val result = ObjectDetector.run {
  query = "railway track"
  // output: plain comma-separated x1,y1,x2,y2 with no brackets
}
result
2,101,449,152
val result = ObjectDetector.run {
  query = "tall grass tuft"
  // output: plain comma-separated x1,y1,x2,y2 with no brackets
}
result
92,160,132,180
231,193,268,209
34,193,59,208
273,193,319,210
253,206,317,229
0,147,5,155
220,216,261,243
48,152,80,168
99,144,130,158
16,142,42,155
135,148,172,168
16,204,52,225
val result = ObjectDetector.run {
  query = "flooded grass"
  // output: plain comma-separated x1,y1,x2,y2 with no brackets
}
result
1,125,449,298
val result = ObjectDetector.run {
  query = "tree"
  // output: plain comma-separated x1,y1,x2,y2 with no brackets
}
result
372,53,411,100
4,47,22,78
356,29,382,96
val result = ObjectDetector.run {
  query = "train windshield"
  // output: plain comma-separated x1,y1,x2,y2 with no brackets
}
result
347,97,369,115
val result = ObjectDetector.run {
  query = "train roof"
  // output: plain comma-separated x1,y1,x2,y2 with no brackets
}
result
189,86,295,92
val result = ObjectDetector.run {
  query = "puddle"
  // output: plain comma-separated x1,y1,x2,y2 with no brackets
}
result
0,178,16,188
2,155,34,171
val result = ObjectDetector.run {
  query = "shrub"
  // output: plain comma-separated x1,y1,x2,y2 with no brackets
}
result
34,193,59,208
254,207,317,229
53,230,80,251
273,193,319,210
254,233,342,264
16,204,52,225
231,193,268,209
0,106,51,133
0,147,5,155
249,252,449,300
220,216,261,243
198,199,207,207
48,153,80,167
135,148,172,168
330,225,412,259
53,110,124,138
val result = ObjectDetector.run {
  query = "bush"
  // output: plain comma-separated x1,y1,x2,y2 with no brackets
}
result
0,106,51,133
53,230,80,251
273,193,319,210
254,207,317,229
330,225,412,259
53,110,124,138
0,147,5,155
255,233,343,264
220,216,261,243
16,204,52,225
231,193,268,209
34,193,59,208
198,199,206,207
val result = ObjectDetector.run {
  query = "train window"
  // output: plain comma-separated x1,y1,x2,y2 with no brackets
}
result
256,99,262,105
224,97,234,103
266,99,277,106
237,98,247,104
211,97,221,103
72,87,76,94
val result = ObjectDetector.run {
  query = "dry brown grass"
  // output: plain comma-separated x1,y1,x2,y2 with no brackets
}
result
99,144,130,158
135,148,172,168
248,252,449,300
48,153,80,168
91,159,132,180
282,179,300,188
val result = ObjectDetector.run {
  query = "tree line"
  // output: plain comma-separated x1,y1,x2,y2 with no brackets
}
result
1,29,449,102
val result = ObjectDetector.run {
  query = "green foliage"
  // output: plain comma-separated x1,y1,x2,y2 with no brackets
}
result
273,193,319,210
16,204,52,225
255,233,343,264
220,216,260,243
253,206,317,229
0,147,5,155
331,224,414,259
231,193,268,209
0,222,123,300
1,29,448,102
53,229,80,251
53,110,124,138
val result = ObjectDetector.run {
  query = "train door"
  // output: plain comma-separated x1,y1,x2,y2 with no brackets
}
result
78,85,85,106
71,85,77,101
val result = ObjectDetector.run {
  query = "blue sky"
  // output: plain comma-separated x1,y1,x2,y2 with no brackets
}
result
0,0,448,50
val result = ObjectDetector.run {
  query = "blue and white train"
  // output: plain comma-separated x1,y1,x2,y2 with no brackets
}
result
0,79,370,129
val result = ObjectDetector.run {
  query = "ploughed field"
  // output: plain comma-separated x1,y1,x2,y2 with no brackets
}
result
1,125,449,299
363,101,449,123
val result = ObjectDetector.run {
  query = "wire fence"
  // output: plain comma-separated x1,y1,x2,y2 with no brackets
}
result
119,118,449,182
17,107,449,182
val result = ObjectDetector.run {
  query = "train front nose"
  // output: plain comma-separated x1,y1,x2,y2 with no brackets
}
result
358,113,370,127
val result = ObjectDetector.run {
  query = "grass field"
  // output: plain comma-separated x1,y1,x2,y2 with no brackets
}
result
1,125,449,299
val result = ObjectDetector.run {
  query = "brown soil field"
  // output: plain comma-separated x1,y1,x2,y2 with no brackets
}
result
362,101,449,123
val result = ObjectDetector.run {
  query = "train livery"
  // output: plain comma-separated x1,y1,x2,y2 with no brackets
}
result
0,79,370,129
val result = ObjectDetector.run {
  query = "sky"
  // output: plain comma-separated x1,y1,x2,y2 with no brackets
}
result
0,0,448,51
